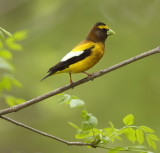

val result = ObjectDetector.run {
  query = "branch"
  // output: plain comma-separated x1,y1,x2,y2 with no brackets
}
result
0,115,94,147
0,46,160,116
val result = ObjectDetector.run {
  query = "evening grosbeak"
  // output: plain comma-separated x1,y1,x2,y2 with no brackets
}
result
41,22,115,83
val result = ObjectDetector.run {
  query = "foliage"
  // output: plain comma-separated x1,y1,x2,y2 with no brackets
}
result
0,27,27,106
59,94,159,153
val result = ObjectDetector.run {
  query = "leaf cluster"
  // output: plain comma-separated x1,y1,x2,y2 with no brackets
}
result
0,27,27,106
59,94,159,153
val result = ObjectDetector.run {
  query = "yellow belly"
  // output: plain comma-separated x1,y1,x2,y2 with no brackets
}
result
56,42,105,74
69,50,104,73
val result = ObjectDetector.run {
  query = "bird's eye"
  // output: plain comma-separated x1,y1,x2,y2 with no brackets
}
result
101,28,107,32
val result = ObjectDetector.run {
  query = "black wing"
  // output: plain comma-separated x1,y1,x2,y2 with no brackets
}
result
41,46,94,81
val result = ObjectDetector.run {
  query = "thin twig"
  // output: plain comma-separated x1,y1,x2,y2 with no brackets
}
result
0,115,94,147
0,46,159,116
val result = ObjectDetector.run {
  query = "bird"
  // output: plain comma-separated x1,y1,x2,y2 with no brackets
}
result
41,22,115,84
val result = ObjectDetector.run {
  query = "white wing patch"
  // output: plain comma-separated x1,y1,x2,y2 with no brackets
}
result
61,51,84,62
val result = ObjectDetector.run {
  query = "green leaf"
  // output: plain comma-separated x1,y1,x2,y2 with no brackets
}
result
58,94,79,105
104,128,115,137
1,75,22,91
107,122,121,141
11,78,22,87
5,96,15,106
58,94,71,104
81,109,88,120
93,128,106,135
115,135,122,141
123,114,134,125
14,97,25,105
0,57,14,71
6,38,22,51
104,127,118,142
2,76,12,91
140,126,155,133
101,136,110,144
0,27,13,38
146,135,157,150
136,128,144,144
5,95,25,106
68,122,80,129
115,147,128,151
75,130,94,139
109,121,115,129
70,99,84,108
13,30,27,41
147,134,159,141
81,115,98,131
0,50,12,59
88,115,98,127
81,121,91,131
123,127,136,143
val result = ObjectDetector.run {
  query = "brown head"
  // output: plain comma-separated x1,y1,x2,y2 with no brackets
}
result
86,22,115,43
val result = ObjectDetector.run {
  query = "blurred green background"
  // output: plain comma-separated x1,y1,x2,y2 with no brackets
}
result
0,0,160,152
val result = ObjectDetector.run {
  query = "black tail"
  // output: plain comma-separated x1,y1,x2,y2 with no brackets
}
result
41,66,59,82
41,73,52,82
41,61,64,82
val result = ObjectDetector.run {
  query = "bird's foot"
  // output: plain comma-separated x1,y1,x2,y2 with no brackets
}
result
82,72,94,81
70,80,75,89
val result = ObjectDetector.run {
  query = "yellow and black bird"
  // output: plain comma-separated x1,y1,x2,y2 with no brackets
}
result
41,22,115,83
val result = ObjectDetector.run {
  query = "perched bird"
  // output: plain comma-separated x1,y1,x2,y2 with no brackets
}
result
41,22,115,83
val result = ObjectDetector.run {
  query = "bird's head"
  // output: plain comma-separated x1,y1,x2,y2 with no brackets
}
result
86,22,115,42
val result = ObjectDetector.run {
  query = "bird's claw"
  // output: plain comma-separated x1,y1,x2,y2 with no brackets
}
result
82,72,94,81
87,74,94,81
70,81,75,89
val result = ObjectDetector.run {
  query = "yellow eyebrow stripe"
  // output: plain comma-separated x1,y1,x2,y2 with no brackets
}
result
98,25,109,30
